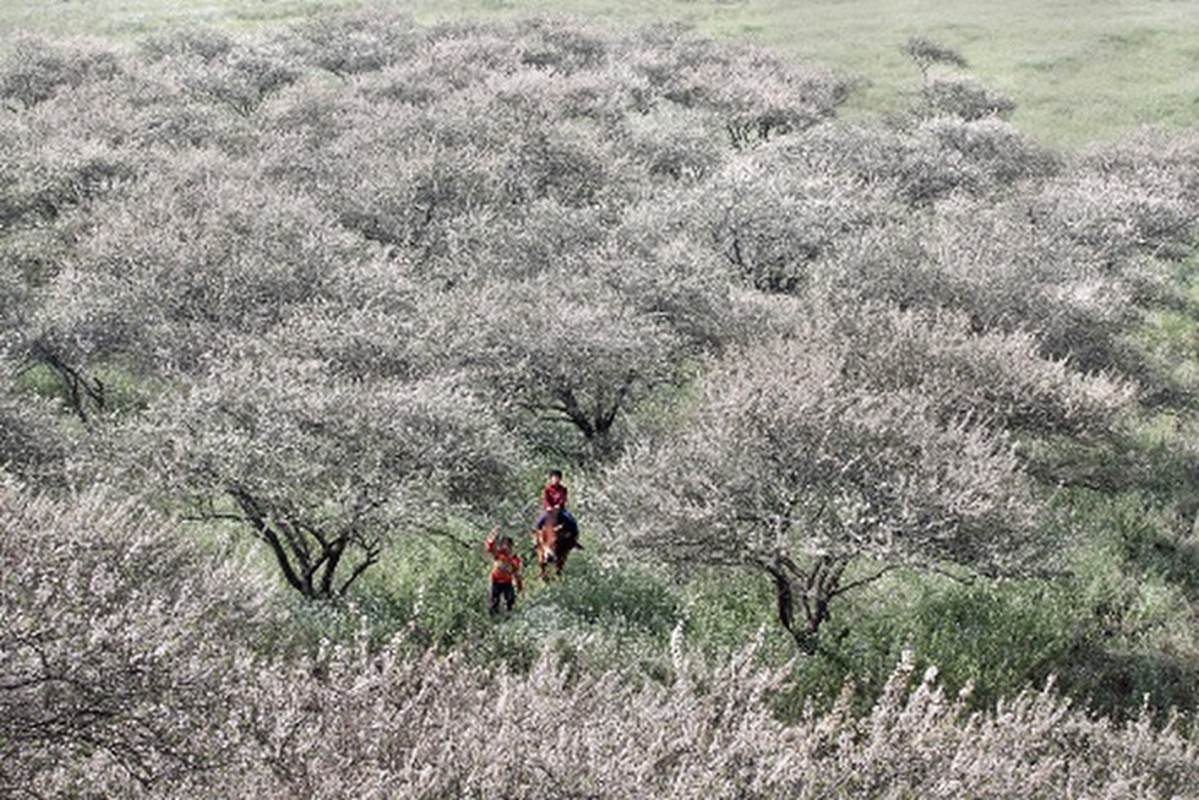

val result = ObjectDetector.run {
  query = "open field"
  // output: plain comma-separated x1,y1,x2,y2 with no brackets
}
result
2,0,1196,149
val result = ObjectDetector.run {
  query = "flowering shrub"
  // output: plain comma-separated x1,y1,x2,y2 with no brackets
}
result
0,483,279,796
111,351,520,599
218,640,1199,797
919,77,1016,121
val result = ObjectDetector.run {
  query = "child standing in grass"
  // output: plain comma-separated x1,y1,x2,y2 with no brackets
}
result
485,527,523,615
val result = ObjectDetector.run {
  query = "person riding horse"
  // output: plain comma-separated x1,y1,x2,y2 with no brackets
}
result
534,469,578,544
530,469,581,579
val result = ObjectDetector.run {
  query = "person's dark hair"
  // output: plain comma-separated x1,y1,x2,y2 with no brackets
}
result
548,469,563,479
500,535,514,547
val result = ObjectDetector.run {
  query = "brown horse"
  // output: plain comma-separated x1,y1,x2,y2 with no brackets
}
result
532,508,581,580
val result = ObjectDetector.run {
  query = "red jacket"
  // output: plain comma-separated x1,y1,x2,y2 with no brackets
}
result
543,484,568,510
486,539,522,586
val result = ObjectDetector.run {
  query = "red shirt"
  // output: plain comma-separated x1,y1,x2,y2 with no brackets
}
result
486,539,522,584
543,484,568,510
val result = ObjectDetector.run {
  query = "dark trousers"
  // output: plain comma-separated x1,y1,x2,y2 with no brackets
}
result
490,580,515,614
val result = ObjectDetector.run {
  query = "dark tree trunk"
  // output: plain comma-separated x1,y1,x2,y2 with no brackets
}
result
760,553,851,655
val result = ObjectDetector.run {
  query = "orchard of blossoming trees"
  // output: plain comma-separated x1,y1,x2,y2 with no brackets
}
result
3,8,1199,796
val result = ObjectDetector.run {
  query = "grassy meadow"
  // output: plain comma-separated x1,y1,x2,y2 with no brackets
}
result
2,0,1197,148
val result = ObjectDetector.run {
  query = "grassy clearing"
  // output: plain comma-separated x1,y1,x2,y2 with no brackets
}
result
3,0,1196,148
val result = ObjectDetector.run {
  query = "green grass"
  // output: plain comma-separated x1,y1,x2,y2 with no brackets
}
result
2,0,1196,149
0,0,345,39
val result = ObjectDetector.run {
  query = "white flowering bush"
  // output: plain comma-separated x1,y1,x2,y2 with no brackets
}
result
0,363,69,482
447,271,686,454
833,302,1136,439
104,626,1199,798
0,483,279,796
919,77,1016,121
1038,127,1199,264
0,34,121,110
817,194,1149,383
109,348,520,599
603,327,1042,652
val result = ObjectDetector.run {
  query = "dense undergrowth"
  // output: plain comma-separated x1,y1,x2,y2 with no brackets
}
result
3,7,1199,797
